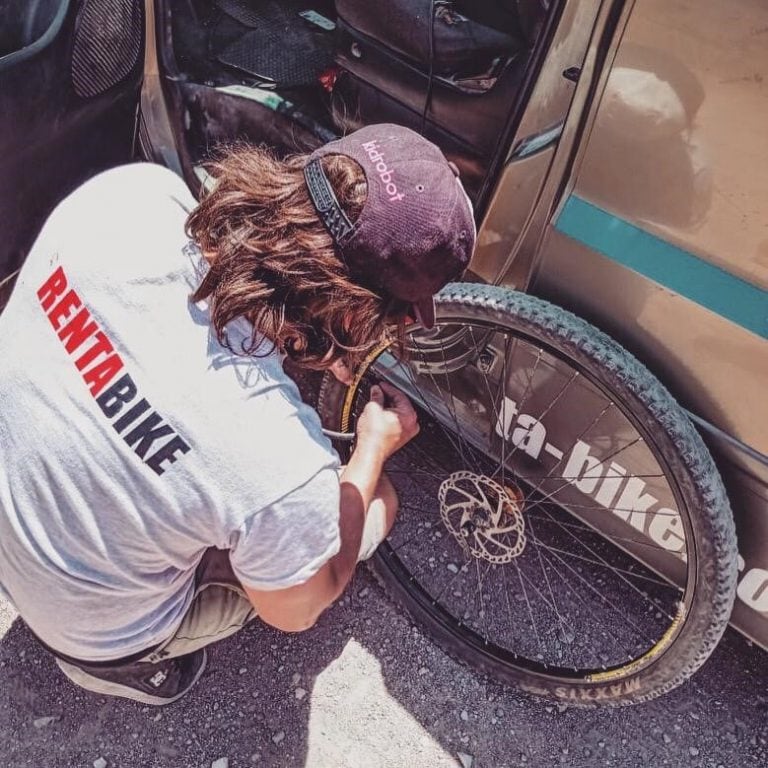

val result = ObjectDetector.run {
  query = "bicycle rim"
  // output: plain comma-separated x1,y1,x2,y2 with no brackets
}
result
329,310,700,684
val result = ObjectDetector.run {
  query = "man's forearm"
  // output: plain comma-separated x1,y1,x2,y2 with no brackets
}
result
242,445,388,633
329,444,386,593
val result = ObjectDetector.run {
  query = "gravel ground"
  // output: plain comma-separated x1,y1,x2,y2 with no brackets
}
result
1,571,766,768
1,349,765,768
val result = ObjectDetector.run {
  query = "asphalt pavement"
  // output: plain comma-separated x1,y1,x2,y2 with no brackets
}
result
1,566,766,768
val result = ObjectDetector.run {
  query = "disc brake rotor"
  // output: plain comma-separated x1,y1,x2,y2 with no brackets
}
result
438,471,526,563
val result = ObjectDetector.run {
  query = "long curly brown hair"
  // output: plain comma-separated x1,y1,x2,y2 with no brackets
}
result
187,145,404,371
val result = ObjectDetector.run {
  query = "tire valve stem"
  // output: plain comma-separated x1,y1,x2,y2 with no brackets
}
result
477,349,496,374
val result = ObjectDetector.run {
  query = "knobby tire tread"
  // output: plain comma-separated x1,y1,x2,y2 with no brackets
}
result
318,285,738,706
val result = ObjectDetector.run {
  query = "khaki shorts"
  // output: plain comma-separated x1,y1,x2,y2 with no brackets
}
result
142,547,256,662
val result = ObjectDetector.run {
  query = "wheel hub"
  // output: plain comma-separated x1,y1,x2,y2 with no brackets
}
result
438,471,526,563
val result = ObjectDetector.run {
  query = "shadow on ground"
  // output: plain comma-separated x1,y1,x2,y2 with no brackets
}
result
1,567,767,768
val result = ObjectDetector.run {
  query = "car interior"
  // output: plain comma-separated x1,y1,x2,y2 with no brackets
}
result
166,0,553,201
0,0,143,282
0,0,553,288
0,0,62,60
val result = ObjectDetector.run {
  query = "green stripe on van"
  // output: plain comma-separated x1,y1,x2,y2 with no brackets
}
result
555,195,768,340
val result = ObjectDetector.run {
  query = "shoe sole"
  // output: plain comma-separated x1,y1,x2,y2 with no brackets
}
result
55,649,207,706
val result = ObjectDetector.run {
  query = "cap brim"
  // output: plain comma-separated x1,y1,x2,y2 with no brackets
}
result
413,297,436,330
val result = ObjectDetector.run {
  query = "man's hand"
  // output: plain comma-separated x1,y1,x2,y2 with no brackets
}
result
355,381,419,461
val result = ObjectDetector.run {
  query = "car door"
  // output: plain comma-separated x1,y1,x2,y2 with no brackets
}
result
0,0,144,291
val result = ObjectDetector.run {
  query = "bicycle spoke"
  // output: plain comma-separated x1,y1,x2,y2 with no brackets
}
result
510,401,613,493
533,501,676,620
430,561,470,605
406,342,473,467
499,333,510,487
466,326,519,493
526,538,672,589
528,514,569,646
500,562,517,645
402,438,451,474
511,556,542,652
523,509,685,557
330,307,711,687
513,472,665,484
475,557,488,642
510,563,566,625
385,466,446,483
387,525,431,554
395,353,481,473
433,336,486,475
506,346,544,435
531,541,640,667
518,434,646,516
502,369,580,469
551,499,677,515
529,534,653,651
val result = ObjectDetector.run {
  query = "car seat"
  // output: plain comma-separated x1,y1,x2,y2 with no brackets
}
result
330,0,550,188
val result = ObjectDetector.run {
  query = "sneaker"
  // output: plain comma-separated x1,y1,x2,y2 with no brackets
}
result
56,648,207,706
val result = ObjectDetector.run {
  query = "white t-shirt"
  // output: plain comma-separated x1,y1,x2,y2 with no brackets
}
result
0,164,341,661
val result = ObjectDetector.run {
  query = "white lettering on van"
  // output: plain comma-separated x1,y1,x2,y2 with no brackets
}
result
495,395,766,618
737,555,768,614
495,397,685,555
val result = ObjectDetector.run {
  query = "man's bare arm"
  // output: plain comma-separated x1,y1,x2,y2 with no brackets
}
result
244,383,416,631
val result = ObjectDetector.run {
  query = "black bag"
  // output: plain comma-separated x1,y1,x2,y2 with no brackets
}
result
330,0,547,192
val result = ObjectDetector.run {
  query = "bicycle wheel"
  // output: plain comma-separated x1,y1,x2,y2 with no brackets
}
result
318,283,737,706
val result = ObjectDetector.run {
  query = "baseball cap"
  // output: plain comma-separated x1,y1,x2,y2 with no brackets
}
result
303,124,476,329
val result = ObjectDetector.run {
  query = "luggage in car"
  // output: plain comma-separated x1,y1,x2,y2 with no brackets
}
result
330,0,535,163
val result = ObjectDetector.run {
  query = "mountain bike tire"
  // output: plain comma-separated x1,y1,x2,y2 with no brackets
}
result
318,283,738,706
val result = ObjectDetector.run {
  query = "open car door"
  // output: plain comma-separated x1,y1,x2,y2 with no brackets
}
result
0,0,144,291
